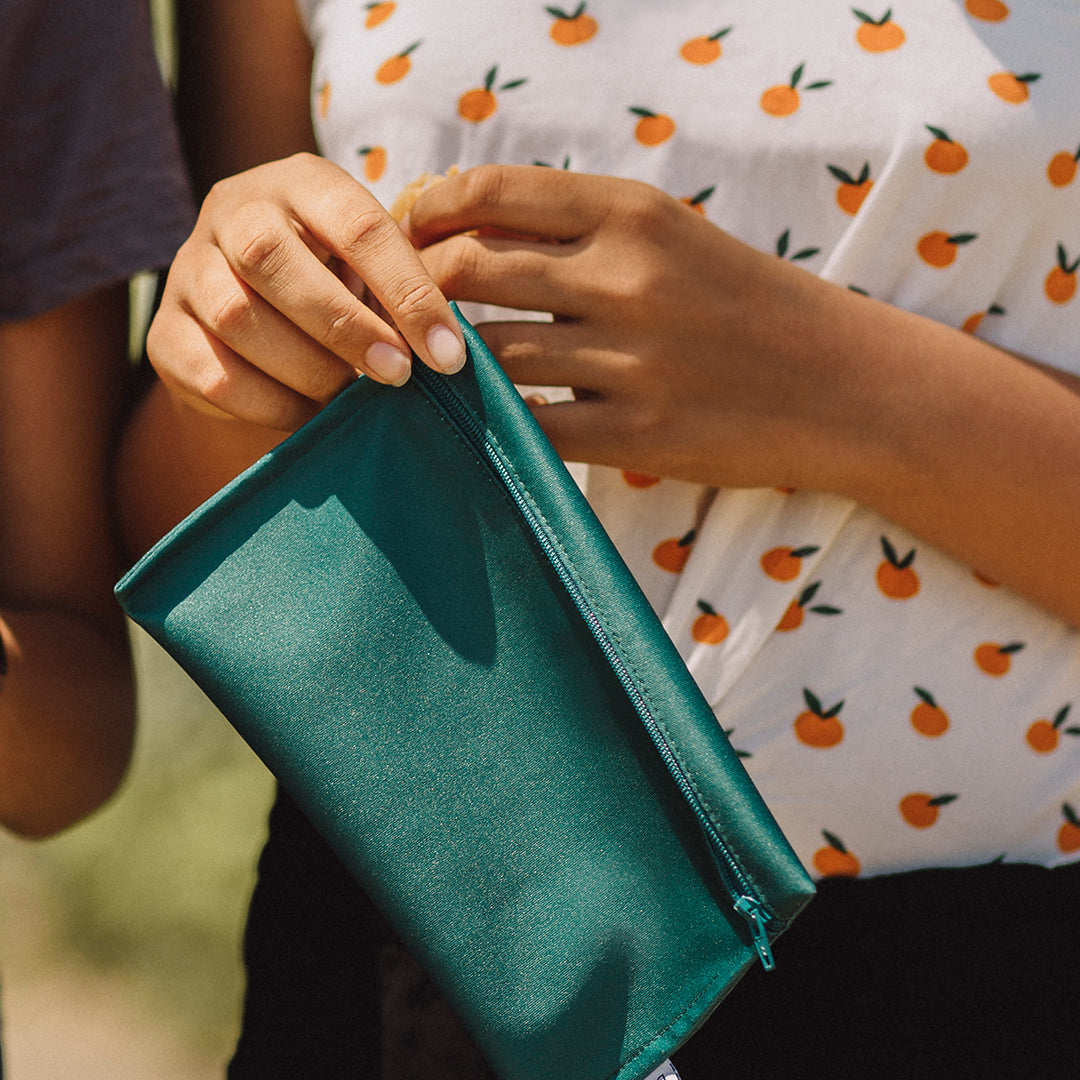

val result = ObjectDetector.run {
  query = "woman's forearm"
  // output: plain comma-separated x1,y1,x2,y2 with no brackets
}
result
0,609,134,837
407,167,1080,624
758,265,1080,625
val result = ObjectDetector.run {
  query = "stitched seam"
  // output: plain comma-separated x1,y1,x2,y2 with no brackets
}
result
600,961,741,1080
478,425,776,914
411,388,785,1051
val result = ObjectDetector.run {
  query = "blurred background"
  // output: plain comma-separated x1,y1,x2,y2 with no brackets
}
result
0,3,278,1074
0,632,275,1079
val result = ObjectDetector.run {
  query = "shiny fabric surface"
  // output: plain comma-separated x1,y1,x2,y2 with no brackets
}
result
117,311,813,1080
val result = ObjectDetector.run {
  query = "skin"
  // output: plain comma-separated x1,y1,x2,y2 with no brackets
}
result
411,167,1080,624
120,0,1080,630
0,285,136,836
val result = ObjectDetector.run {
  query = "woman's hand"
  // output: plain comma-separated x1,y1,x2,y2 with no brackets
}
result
407,165,1080,624
147,153,467,433
407,164,861,494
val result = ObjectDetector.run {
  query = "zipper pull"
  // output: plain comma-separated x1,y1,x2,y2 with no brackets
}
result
733,895,776,972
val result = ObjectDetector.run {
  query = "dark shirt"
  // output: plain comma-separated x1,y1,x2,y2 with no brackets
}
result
0,0,194,320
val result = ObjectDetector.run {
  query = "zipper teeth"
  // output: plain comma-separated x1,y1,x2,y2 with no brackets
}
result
415,367,770,919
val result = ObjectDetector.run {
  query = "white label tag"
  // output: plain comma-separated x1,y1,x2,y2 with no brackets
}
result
642,1060,682,1080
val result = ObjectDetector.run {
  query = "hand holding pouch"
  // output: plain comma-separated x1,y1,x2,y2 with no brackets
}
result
116,309,814,1080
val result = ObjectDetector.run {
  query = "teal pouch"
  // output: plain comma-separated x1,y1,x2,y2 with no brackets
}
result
116,308,814,1080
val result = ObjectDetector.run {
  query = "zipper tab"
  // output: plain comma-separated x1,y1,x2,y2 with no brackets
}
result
733,895,776,972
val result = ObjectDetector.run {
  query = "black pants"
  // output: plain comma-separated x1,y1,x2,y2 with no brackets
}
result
677,860,1080,1078
230,787,1080,1079
228,788,494,1080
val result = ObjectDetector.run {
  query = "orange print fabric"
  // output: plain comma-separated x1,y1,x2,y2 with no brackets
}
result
296,0,1080,879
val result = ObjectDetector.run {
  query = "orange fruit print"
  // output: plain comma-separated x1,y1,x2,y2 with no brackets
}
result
793,688,845,748
652,530,695,573
364,1,395,28
1025,704,1077,753
459,67,528,123
1057,804,1080,853
828,163,873,215
317,81,332,119
760,63,832,117
965,0,1009,21
776,229,820,263
628,107,676,146
988,71,1040,104
876,536,919,598
1045,244,1080,304
621,470,661,489
375,40,421,85
962,303,1004,335
923,126,969,174
680,27,732,65
775,599,803,632
680,186,715,215
546,3,598,46
900,792,958,828
1047,146,1080,187
776,580,842,631
910,687,949,737
357,145,386,182
974,640,1024,676
853,9,906,52
917,230,977,268
761,544,820,582
691,601,730,645
813,831,861,877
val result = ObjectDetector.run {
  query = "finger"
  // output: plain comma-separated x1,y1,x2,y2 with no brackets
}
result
182,249,364,399
408,164,609,248
523,397,631,468
147,308,323,432
278,158,467,375
421,235,589,317
474,320,620,391
212,199,421,384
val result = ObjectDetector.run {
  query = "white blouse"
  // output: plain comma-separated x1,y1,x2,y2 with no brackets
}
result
297,0,1080,878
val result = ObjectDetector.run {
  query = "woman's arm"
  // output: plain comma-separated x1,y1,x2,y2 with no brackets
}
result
406,165,1080,626
175,0,319,198
117,0,465,554
0,285,136,836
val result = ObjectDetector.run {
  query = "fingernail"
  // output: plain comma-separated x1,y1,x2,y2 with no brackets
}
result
427,324,466,374
366,342,412,386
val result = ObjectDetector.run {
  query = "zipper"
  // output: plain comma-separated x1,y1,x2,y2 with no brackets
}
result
413,364,777,972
